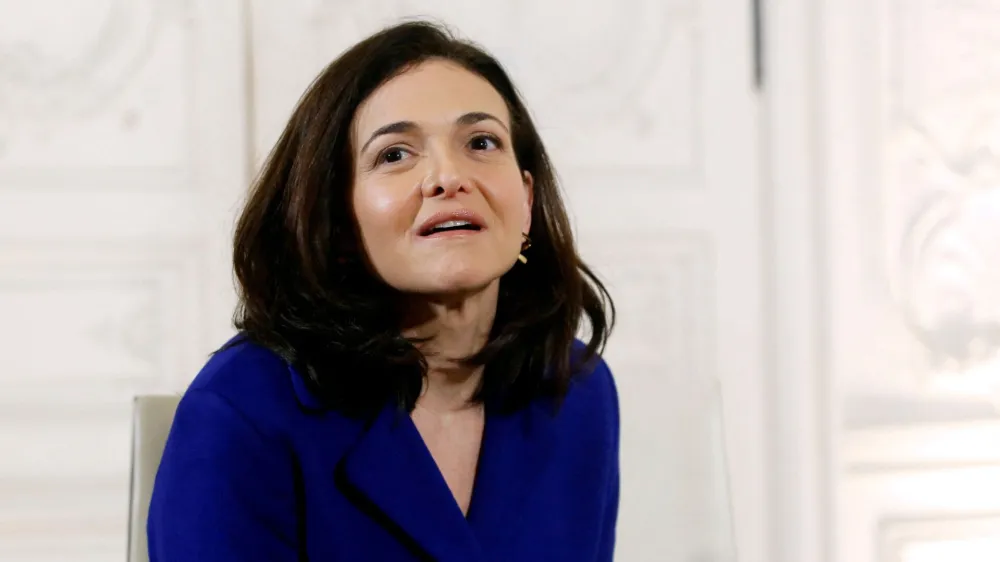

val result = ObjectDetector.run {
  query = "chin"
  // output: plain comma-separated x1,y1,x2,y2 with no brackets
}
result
418,261,510,296
424,273,497,296
379,250,517,296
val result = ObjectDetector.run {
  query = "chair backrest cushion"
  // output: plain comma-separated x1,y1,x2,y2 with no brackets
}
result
128,395,181,562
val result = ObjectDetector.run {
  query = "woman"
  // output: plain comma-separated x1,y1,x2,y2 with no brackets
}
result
148,20,619,562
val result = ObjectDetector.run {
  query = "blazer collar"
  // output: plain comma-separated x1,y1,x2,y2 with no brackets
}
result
339,396,558,560
466,395,558,550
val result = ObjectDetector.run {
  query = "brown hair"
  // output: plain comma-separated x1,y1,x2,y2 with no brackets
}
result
231,20,614,417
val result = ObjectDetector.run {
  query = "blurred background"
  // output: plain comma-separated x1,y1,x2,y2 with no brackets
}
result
2,0,999,561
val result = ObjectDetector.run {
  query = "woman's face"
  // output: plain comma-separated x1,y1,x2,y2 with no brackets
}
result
350,59,533,296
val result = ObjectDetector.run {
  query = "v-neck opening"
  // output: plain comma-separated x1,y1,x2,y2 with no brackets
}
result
407,402,491,525
340,395,556,561
464,398,495,524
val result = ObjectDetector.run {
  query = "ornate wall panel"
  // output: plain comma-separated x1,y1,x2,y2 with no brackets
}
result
823,0,1000,560
0,1,248,559
839,0,1000,427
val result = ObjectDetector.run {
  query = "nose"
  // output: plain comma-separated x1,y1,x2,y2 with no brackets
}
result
420,148,471,199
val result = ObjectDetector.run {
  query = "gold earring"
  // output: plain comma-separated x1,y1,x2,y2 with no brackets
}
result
518,233,532,264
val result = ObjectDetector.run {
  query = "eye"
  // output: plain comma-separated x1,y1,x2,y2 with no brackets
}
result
377,146,412,166
469,134,502,151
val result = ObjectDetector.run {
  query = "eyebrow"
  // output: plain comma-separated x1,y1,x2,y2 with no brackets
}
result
359,111,509,154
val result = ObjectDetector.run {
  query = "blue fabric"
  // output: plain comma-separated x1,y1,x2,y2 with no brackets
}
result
147,335,620,561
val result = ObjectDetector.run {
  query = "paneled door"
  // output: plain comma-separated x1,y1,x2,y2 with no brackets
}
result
0,1,248,560
248,2,766,561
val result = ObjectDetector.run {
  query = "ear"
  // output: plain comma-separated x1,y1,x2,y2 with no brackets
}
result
521,170,534,233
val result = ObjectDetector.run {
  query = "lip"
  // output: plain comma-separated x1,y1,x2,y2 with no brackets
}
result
416,209,487,237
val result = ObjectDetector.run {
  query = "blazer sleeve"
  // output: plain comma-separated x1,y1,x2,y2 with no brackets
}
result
595,361,621,562
147,389,299,561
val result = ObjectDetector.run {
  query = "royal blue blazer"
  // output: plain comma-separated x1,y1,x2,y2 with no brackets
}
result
147,335,620,561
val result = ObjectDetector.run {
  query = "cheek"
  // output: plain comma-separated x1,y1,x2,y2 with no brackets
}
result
484,167,529,220
352,182,416,239
502,192,531,237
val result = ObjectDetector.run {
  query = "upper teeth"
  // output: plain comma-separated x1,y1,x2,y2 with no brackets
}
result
432,220,471,229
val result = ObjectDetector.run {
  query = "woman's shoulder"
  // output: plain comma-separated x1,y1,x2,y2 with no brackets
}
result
179,333,303,430
568,339,618,403
188,334,285,390
557,339,620,430
535,340,619,473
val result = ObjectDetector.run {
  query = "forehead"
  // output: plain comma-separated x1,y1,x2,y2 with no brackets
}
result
352,59,511,140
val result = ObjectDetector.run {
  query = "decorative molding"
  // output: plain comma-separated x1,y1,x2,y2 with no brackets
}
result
0,3,246,561
888,126,1000,374
0,416,132,480
840,465,1000,562
880,515,1000,562
615,361,736,561
0,0,201,188
0,476,128,562
883,0,1000,393
0,0,163,125
764,0,833,560
0,239,207,396
843,392,999,430
844,419,1000,473
308,0,702,178
580,231,715,382
0,166,191,192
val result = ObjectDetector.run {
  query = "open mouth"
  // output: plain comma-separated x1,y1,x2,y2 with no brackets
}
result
417,210,487,237
421,220,483,236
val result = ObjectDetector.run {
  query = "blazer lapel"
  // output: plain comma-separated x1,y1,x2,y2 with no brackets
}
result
467,397,558,552
339,402,485,562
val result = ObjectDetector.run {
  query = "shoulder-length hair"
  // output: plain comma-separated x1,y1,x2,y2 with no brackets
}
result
232,20,614,417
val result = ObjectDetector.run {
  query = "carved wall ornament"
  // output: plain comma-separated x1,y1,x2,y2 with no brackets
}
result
0,0,163,129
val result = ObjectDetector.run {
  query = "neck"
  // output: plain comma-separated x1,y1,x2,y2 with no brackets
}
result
401,282,499,413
